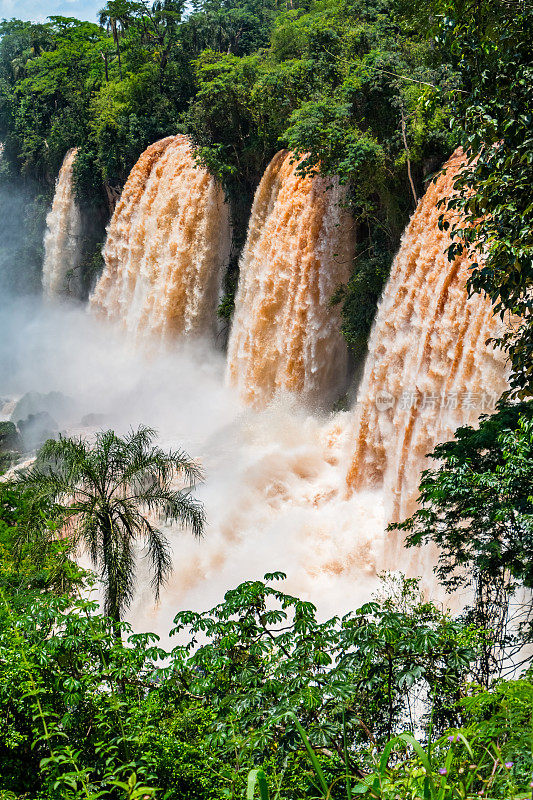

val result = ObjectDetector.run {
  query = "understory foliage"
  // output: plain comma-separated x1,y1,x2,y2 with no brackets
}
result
0,544,532,800
394,402,533,685
170,572,475,756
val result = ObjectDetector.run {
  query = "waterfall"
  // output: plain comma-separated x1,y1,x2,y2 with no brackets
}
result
90,136,231,342
226,150,355,408
42,148,82,299
1,144,512,630
346,150,509,534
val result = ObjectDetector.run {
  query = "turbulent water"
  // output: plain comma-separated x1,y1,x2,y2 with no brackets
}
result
346,150,508,559
90,136,231,342
2,145,510,636
0,299,383,638
42,148,82,299
226,150,355,408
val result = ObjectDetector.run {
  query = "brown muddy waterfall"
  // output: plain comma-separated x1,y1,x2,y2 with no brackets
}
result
42,148,82,299
347,150,508,533
43,143,508,628
90,136,231,341
226,150,355,408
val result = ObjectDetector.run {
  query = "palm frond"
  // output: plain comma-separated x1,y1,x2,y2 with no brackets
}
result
138,519,172,601
134,485,205,538
100,514,136,620
13,425,205,621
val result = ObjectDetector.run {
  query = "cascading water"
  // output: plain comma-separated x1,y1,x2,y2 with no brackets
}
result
1,144,511,636
346,150,508,557
90,136,231,342
226,150,355,408
42,148,82,299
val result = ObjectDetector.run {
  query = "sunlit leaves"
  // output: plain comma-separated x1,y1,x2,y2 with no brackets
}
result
169,573,476,766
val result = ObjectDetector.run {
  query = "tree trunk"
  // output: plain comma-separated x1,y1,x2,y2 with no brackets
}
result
112,23,122,80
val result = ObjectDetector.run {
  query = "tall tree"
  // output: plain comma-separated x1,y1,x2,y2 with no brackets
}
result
98,0,137,79
16,426,205,623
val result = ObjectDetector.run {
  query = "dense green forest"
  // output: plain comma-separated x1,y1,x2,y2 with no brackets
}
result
0,0,460,342
1,0,531,367
1,466,533,799
0,0,533,797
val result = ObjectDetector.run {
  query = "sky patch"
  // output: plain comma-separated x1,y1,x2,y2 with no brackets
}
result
0,0,101,23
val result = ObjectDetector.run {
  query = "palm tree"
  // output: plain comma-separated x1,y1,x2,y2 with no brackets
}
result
17,426,204,624
98,1,135,80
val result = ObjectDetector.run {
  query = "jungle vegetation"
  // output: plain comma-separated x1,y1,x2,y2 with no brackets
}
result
0,0,464,339
1,482,532,799
0,1,530,365
0,0,532,797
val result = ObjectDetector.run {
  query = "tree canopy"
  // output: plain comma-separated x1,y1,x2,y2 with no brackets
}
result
437,0,533,398
0,0,457,333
